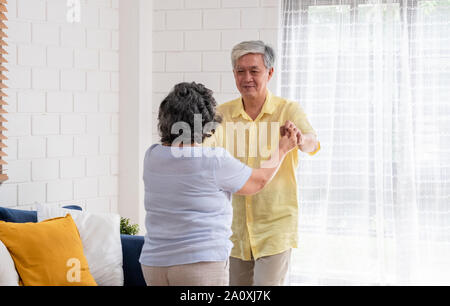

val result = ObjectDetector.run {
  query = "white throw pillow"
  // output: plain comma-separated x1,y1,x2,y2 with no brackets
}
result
37,204,124,286
0,240,20,286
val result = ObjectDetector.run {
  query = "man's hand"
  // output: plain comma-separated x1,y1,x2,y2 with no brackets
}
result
279,121,300,156
280,121,303,146
295,127,305,147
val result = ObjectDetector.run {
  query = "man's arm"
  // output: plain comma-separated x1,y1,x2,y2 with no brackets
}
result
297,132,319,153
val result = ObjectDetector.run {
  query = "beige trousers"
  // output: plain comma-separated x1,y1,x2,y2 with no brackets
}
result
229,249,291,286
141,260,229,286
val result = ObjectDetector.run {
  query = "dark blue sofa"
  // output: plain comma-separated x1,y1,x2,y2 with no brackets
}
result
0,206,146,286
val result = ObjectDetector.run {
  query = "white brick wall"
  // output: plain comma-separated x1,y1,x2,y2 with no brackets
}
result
0,0,280,213
0,0,119,212
152,0,280,143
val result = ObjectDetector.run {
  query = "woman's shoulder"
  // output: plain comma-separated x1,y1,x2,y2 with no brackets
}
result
145,143,161,157
144,144,231,165
204,147,236,170
202,146,230,158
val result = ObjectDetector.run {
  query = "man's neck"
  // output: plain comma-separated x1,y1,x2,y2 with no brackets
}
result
242,94,267,121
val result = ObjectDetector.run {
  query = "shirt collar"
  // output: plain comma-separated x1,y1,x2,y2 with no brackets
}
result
231,90,275,120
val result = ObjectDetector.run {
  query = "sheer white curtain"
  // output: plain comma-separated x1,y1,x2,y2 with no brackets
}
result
279,0,450,285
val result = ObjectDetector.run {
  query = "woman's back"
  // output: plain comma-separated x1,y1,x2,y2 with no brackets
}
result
139,144,251,267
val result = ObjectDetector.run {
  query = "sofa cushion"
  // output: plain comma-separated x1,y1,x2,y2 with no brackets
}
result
121,234,146,286
37,204,124,286
0,214,97,286
0,205,82,223
0,207,37,223
0,240,19,286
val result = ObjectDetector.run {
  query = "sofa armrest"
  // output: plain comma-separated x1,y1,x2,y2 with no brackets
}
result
120,234,146,286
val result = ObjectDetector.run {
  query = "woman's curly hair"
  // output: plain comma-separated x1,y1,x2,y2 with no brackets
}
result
158,82,222,145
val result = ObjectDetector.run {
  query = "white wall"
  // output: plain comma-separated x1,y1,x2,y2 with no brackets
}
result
0,0,119,212
0,0,281,223
152,0,280,143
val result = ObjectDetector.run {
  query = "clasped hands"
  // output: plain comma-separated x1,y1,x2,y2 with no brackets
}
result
280,121,304,147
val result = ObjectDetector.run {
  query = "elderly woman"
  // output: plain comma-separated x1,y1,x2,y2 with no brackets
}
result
139,82,300,286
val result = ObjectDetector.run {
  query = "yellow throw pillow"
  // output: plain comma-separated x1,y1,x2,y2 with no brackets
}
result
0,214,97,286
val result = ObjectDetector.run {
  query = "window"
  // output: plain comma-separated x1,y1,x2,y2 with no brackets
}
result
280,0,450,285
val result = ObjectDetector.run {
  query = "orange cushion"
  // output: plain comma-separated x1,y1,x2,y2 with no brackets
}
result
0,214,97,286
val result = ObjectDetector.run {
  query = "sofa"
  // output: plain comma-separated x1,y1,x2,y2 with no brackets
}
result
0,205,146,286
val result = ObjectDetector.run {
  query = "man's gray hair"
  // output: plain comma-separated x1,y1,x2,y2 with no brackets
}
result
231,40,276,70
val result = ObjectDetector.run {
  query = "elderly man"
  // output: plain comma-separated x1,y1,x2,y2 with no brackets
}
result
209,41,320,286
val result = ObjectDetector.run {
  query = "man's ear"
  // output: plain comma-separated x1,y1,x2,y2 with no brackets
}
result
268,67,274,81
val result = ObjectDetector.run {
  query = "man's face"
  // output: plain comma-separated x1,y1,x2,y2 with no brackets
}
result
233,53,274,102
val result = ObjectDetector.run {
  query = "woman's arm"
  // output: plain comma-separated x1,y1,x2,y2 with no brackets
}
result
236,121,299,196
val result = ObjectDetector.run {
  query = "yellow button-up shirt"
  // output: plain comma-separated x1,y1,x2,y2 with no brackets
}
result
207,91,320,260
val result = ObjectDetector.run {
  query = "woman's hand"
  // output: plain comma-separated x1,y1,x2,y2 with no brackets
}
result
279,121,300,155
